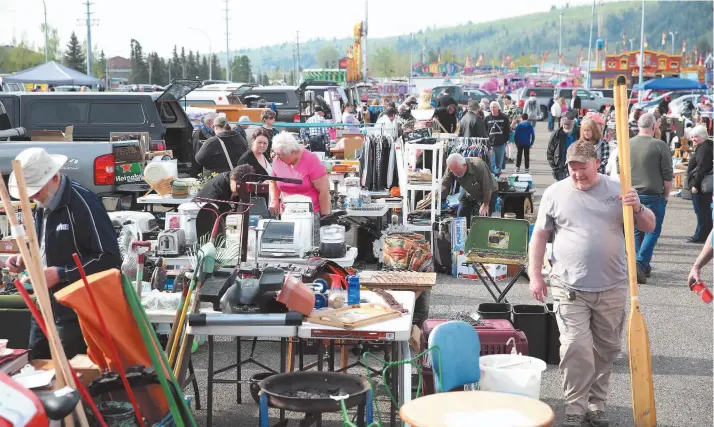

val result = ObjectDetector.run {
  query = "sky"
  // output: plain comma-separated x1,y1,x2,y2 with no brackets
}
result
1,0,598,58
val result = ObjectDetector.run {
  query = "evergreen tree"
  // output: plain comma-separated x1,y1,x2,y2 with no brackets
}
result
63,31,86,72
129,39,149,83
187,50,198,78
148,53,168,86
94,50,107,79
180,47,187,78
200,55,210,80
210,54,223,80
170,45,180,82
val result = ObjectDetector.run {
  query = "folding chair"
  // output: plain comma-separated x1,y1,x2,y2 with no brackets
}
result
463,216,529,303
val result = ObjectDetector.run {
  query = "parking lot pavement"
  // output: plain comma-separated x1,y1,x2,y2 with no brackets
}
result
187,123,712,427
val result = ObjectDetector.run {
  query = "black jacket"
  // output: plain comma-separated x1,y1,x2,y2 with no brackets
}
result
190,127,213,177
439,95,457,108
434,108,458,133
196,171,233,201
687,139,714,192
571,95,582,110
658,100,670,116
237,151,271,177
546,125,579,179
196,130,249,175
38,178,121,321
458,111,487,139
485,112,511,147
236,126,248,142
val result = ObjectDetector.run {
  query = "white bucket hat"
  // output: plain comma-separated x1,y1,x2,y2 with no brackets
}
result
9,148,67,199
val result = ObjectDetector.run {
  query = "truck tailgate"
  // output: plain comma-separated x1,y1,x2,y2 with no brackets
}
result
0,141,116,195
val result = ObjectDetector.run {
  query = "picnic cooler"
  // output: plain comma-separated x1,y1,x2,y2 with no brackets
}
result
418,319,529,395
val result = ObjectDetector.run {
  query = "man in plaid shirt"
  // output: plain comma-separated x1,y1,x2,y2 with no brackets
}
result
301,106,329,151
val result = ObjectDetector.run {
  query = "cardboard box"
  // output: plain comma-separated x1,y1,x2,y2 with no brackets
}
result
450,217,467,252
32,354,101,387
0,238,19,253
341,133,364,160
453,254,507,281
30,126,73,142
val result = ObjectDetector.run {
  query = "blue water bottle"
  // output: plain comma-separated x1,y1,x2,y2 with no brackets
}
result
347,275,361,305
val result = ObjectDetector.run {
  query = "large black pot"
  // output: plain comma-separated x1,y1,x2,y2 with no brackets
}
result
258,371,371,413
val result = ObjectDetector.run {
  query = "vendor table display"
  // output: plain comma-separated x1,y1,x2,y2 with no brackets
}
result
399,391,555,427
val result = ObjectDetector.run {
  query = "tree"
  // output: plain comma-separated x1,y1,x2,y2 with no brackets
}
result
63,31,86,72
232,55,253,82
200,55,210,80
180,47,187,78
426,49,438,63
371,47,397,77
260,73,270,85
148,53,168,85
187,50,198,78
210,54,224,80
170,45,180,81
129,39,149,83
39,24,61,61
316,45,340,68
94,50,107,79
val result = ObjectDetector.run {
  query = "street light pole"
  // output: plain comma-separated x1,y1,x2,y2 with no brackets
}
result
638,0,645,102
629,38,635,51
42,0,48,62
188,27,212,80
669,31,677,55
559,12,563,61
586,0,595,88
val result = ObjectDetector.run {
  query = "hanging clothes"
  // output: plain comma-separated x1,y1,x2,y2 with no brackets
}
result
359,134,400,192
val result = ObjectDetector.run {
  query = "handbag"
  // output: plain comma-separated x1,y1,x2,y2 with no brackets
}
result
701,171,713,193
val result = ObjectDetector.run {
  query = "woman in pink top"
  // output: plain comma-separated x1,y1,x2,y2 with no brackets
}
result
268,132,331,216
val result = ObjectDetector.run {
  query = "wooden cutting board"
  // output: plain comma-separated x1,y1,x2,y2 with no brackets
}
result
307,303,402,330
359,271,437,290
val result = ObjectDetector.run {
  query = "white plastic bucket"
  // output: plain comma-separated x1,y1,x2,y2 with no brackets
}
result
479,354,547,399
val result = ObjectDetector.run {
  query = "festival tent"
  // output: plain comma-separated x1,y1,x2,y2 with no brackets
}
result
632,77,707,91
3,61,100,86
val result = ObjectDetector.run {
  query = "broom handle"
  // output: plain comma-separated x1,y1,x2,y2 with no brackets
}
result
173,279,203,377
71,254,146,427
168,277,197,367
1,162,87,427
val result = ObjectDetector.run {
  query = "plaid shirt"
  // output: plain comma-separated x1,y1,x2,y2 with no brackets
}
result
301,114,329,141
595,139,610,174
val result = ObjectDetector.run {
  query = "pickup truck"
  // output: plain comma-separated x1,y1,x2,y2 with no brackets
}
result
0,79,203,210
0,127,142,211
431,85,498,106
553,88,614,113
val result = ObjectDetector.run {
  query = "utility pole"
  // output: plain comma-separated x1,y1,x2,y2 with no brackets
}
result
84,0,95,76
363,0,368,80
224,0,230,81
638,0,645,101
669,31,677,55
42,0,48,62
586,0,595,88
296,31,301,84
629,38,635,51
559,11,563,63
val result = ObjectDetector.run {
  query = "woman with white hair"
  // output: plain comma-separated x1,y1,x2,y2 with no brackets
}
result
686,124,713,243
269,132,330,217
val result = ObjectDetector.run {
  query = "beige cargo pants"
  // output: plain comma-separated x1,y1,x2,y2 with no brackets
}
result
551,283,628,416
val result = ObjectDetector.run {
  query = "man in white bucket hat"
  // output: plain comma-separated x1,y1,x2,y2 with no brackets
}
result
6,147,121,359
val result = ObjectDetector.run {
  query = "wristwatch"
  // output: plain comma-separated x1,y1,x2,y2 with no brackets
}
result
635,203,645,214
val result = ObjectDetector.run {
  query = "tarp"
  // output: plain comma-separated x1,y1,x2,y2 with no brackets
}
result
632,77,707,91
3,61,100,86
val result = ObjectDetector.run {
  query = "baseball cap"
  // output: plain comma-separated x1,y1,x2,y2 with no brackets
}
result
566,140,597,164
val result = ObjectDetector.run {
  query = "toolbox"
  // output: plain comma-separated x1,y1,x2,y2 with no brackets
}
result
417,318,529,395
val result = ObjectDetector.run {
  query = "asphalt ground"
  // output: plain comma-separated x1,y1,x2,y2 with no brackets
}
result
186,122,713,427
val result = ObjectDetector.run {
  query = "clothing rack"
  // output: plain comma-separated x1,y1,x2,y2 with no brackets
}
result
445,137,491,163
359,134,400,192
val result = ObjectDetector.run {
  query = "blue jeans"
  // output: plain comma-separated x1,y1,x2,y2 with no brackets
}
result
490,144,506,175
547,112,554,131
692,192,713,241
634,194,666,270
457,194,496,228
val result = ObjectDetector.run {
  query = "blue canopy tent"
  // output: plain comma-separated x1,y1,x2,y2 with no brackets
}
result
3,61,100,86
632,77,707,91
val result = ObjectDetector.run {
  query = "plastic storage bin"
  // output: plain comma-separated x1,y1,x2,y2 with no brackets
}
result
479,354,547,399
512,305,547,362
477,303,512,322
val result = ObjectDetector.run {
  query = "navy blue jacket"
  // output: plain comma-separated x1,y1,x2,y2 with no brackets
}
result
36,177,121,321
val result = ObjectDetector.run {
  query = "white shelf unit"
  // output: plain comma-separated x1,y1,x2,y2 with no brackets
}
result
395,140,445,243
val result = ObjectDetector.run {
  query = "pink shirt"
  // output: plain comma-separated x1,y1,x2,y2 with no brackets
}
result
272,147,327,213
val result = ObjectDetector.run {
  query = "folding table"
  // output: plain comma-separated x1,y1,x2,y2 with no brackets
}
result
463,216,529,303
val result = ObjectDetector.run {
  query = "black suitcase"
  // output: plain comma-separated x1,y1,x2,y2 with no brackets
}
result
433,221,452,274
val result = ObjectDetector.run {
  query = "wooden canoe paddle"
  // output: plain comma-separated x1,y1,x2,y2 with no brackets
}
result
614,76,657,427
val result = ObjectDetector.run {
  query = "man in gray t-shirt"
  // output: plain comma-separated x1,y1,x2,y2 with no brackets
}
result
528,140,656,427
